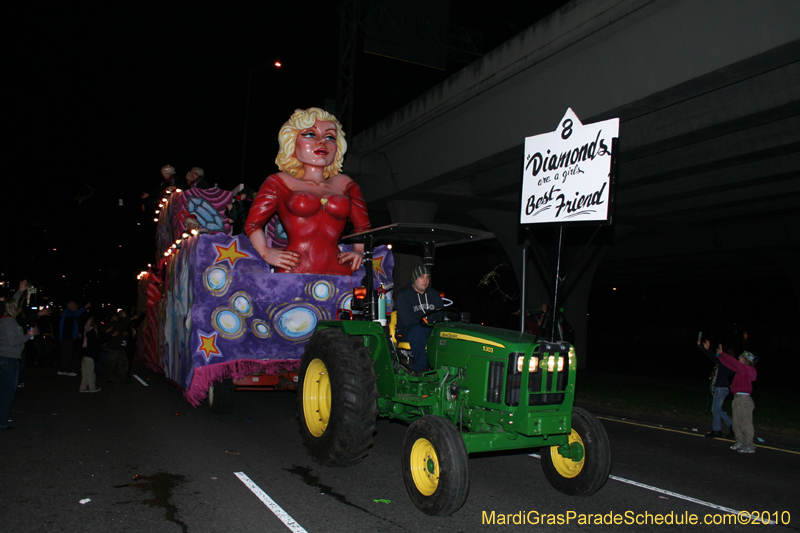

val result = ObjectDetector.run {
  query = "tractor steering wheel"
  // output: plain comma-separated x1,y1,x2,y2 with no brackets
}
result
421,307,461,326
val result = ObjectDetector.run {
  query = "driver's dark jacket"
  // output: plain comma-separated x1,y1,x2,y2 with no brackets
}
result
395,281,443,330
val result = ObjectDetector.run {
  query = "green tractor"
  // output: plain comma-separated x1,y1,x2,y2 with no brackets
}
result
297,223,611,516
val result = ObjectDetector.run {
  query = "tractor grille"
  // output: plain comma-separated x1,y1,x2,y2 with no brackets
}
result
486,360,504,404
504,353,524,406
488,345,569,407
528,354,567,406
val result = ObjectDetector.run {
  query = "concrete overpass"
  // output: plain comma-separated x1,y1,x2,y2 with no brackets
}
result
342,0,800,364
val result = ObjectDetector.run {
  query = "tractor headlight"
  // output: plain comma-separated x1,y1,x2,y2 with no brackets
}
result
516,355,539,373
546,355,564,372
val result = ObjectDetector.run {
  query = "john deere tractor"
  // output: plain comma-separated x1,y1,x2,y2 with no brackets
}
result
297,223,611,516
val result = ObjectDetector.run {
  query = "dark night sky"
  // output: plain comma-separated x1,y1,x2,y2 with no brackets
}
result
5,1,570,308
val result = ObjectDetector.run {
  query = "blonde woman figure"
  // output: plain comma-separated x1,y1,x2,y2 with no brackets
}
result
245,107,371,275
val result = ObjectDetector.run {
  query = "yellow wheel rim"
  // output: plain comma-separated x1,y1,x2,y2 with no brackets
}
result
550,429,585,478
409,437,439,496
303,358,331,437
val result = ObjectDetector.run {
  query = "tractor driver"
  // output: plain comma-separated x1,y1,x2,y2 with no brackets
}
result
395,266,443,375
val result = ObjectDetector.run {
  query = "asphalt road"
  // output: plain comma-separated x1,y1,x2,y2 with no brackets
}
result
2,361,799,533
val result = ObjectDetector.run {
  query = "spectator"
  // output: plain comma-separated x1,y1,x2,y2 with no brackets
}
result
697,337,735,439
1,297,40,429
125,309,146,380
12,281,52,388
78,316,102,393
706,340,758,453
58,300,91,376
104,310,140,384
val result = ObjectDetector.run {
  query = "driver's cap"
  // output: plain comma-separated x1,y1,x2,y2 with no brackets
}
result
412,265,431,281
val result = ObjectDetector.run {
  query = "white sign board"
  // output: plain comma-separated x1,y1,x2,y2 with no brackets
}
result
521,108,619,224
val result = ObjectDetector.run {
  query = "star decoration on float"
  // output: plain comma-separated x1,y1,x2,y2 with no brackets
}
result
372,256,386,277
214,240,251,267
198,333,221,361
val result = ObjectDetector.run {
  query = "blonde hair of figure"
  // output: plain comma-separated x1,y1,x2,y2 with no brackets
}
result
276,107,347,179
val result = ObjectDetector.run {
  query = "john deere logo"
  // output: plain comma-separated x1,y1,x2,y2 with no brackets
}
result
439,332,505,349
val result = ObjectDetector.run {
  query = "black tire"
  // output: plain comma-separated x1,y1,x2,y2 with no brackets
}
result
207,378,234,414
402,416,470,516
297,328,379,466
541,406,611,496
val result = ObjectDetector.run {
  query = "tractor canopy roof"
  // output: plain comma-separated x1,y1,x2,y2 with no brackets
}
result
341,223,495,256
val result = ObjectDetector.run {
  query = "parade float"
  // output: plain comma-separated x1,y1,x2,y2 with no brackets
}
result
136,108,393,412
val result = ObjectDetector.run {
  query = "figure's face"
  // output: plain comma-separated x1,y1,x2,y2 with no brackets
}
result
295,119,338,169
412,274,431,294
67,301,77,311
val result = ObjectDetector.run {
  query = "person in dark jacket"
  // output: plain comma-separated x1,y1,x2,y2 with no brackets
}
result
225,188,254,235
395,266,442,375
697,337,735,438
59,300,90,376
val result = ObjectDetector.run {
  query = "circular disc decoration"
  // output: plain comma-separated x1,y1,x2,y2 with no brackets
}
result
275,305,319,341
203,265,231,295
311,281,335,301
251,319,271,339
212,308,245,339
230,291,253,317
337,294,354,311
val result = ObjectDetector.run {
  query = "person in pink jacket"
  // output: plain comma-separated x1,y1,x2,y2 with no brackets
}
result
705,339,758,453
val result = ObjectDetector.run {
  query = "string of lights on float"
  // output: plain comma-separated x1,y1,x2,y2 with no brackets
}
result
136,186,199,280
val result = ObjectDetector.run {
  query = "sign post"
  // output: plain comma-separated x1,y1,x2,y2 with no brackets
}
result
519,109,619,338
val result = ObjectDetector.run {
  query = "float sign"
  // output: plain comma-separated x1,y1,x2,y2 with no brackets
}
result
521,108,618,224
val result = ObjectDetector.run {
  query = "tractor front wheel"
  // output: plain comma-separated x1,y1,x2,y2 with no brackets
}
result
540,407,611,496
297,328,379,466
402,416,469,516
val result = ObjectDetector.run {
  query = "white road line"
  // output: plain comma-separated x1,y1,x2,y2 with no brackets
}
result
607,475,775,524
132,374,148,386
234,472,309,533
528,454,775,525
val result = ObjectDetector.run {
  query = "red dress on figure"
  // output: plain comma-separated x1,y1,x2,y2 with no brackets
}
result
244,174,371,275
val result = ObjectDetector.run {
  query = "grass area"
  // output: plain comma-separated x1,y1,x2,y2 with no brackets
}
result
574,371,800,439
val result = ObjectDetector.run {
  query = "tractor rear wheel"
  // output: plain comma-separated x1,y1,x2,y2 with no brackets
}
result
540,407,611,496
297,328,378,466
402,416,469,516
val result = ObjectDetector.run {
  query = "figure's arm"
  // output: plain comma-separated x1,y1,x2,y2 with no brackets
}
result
426,289,444,322
337,180,371,271
717,352,743,372
13,280,28,304
697,339,717,363
245,176,300,271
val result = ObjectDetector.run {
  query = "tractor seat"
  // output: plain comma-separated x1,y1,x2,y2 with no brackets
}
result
389,311,411,350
